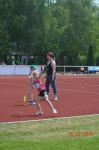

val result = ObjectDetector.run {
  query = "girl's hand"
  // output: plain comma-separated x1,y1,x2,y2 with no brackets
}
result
28,75,32,79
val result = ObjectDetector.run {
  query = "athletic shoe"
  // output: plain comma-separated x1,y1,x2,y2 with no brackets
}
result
35,111,43,115
52,109,57,114
54,96,58,101
29,100,36,105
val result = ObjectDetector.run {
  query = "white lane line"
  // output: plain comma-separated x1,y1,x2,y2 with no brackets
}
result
58,88,99,95
0,114,99,125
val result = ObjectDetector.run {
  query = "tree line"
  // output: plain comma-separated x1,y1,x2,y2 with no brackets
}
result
0,0,99,65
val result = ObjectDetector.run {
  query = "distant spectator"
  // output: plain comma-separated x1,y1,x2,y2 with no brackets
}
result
0,61,6,65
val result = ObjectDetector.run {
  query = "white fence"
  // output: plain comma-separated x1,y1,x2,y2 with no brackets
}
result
0,65,30,75
56,65,88,74
56,66,99,74
0,65,99,76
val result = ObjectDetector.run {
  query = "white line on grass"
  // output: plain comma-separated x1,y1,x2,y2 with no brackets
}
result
0,114,99,125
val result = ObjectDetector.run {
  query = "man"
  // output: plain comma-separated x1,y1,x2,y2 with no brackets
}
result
45,52,58,101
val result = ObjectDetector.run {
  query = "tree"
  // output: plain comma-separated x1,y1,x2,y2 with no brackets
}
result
0,0,99,65
0,0,11,62
87,45,95,65
59,0,97,65
0,25,10,62
44,0,69,63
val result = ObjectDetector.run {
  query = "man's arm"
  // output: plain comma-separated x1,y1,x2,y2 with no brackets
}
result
51,60,56,81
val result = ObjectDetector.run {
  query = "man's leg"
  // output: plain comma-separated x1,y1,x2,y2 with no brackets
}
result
51,78,58,100
45,76,51,95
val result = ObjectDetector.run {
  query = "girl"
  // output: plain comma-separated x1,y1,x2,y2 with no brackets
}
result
29,70,57,115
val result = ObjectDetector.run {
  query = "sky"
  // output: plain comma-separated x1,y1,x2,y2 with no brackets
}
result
94,0,99,5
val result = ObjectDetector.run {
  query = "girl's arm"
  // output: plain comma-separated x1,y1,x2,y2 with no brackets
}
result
41,65,47,74
38,66,46,79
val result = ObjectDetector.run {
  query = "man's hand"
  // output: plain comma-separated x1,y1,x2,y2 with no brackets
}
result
52,74,55,83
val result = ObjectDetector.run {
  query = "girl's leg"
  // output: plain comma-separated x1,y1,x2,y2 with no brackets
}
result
28,78,36,105
35,96,43,114
44,94,57,114
29,93,36,105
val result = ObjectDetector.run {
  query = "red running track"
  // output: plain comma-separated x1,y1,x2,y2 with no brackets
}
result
0,75,99,123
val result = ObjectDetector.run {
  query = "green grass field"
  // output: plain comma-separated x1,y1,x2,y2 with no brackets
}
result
0,115,99,150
